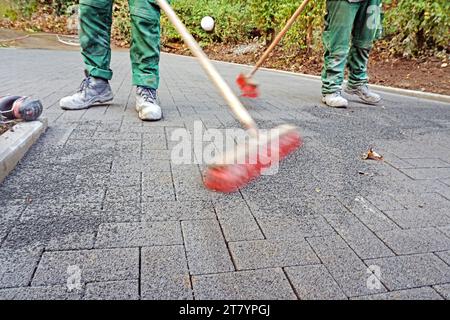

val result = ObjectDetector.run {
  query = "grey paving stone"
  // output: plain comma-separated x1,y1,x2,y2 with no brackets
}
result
436,251,450,265
307,235,387,297
32,248,139,286
172,165,211,201
433,283,450,299
400,168,450,180
141,246,192,300
384,208,450,229
84,280,139,300
404,158,450,168
257,215,335,240
439,225,450,238
353,287,443,300
112,159,171,173
285,265,347,300
229,239,319,270
220,216,264,242
142,171,176,201
141,200,215,221
0,285,82,300
324,213,395,259
0,246,43,288
181,220,234,275
366,254,450,291
376,228,450,255
142,133,168,150
101,202,143,223
365,193,405,211
192,269,297,300
95,221,183,248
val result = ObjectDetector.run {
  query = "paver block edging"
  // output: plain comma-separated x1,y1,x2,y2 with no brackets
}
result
0,118,48,183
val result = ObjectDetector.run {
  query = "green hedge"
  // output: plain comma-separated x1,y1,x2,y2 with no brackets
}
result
2,0,449,57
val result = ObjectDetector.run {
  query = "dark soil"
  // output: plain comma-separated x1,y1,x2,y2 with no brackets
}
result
163,42,450,96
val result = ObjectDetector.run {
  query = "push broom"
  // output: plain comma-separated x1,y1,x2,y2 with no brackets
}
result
236,0,312,98
157,0,303,193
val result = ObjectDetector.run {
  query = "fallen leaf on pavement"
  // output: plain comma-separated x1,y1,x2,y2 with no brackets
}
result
362,148,384,161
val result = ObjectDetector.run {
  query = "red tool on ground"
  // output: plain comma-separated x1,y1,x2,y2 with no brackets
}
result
0,95,43,121
236,0,312,98
157,0,303,193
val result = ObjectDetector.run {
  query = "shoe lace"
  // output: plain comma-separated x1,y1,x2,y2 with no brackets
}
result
78,77,92,93
138,87,157,103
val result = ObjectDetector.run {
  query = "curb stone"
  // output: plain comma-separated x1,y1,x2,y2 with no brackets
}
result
0,118,48,183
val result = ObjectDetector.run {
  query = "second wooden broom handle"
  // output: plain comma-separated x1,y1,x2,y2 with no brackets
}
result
157,0,257,132
249,0,312,77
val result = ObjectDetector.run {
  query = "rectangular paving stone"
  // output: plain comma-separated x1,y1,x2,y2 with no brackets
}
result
220,216,265,242
404,158,450,168
366,254,450,291
32,248,139,286
0,285,82,300
400,168,450,180
142,171,176,201
433,283,450,299
258,215,334,240
324,214,395,259
353,287,443,300
182,220,234,275
141,246,192,300
285,265,347,300
365,193,405,211
95,221,183,248
112,159,171,173
214,198,264,241
307,235,387,297
142,133,168,150
384,208,450,229
229,239,319,270
436,251,450,265
0,246,43,288
84,280,139,300
172,165,211,201
141,200,215,221
192,269,297,300
376,228,450,255
101,202,143,223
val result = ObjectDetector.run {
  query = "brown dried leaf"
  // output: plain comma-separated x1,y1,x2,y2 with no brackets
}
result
362,148,384,161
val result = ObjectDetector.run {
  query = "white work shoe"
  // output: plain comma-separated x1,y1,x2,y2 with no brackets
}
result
136,86,162,121
322,91,348,108
344,84,382,105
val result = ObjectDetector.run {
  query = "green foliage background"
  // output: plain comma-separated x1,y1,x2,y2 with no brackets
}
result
1,0,449,57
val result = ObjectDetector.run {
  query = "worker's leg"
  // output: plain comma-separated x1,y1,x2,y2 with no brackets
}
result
347,0,382,88
129,0,161,89
345,0,382,104
321,0,359,95
79,0,114,80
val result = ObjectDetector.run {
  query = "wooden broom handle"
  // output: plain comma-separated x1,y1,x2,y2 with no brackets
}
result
157,0,257,132
248,0,311,78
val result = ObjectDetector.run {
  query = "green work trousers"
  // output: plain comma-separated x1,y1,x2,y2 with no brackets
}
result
79,0,162,89
321,0,382,94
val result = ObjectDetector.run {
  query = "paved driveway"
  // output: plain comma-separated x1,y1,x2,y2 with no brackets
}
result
1,49,450,300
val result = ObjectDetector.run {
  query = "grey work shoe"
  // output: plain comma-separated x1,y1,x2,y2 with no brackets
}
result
60,76,113,110
322,91,348,108
136,86,162,121
344,84,381,105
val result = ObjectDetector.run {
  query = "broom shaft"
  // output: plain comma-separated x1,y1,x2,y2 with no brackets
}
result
248,0,311,78
157,0,257,132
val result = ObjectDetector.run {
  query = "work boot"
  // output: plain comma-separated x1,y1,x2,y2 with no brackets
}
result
136,86,162,121
60,75,113,110
322,91,348,108
344,84,381,105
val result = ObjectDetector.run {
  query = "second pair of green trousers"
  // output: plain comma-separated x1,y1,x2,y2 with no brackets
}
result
321,0,382,94
79,0,162,89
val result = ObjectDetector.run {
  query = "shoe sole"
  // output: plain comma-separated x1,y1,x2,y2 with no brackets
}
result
60,95,114,111
321,97,348,108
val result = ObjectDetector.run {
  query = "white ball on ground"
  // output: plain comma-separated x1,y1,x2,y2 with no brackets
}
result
201,16,215,32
